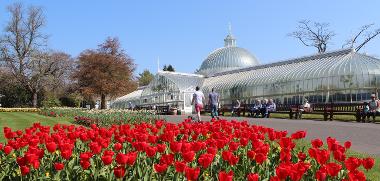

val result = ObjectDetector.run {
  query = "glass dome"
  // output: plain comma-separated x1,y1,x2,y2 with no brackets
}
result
197,33,259,76
202,49,380,104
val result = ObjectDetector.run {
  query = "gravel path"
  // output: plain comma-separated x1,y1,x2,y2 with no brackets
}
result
160,115,380,157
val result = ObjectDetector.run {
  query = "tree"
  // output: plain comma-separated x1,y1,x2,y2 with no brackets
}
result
163,64,175,72
343,23,380,52
0,68,34,107
138,69,154,86
74,37,137,109
289,20,335,53
167,65,175,72
0,3,70,107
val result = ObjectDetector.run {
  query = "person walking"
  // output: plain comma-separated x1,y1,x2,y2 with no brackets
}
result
208,88,220,119
192,86,205,122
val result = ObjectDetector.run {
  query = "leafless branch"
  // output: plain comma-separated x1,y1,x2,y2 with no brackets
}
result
288,20,335,53
356,28,380,52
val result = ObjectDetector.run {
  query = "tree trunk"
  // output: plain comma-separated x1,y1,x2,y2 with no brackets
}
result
101,94,106,109
32,92,38,108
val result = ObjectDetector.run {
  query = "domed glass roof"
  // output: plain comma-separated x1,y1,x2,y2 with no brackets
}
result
198,33,259,76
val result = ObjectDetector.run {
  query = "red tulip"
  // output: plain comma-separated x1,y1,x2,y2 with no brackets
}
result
184,166,200,180
116,153,128,165
114,166,126,178
31,160,40,169
333,150,346,162
4,145,12,155
145,146,157,157
247,173,259,181
315,149,330,165
362,157,375,170
182,151,195,162
126,152,137,166
240,138,249,146
89,142,102,154
17,157,26,166
175,161,186,173
255,153,267,164
154,163,168,173
160,154,174,165
345,157,361,171
20,165,30,176
291,130,306,139
0,143,3,151
348,169,366,181
80,160,91,170
229,141,239,151
46,142,57,153
344,141,351,149
247,150,256,160
219,170,234,181
222,151,233,161
101,155,113,165
157,144,166,153
297,152,306,161
181,142,192,153
61,149,72,160
315,167,327,181
170,141,182,153
270,176,281,181
311,139,323,148
54,162,64,171
114,143,122,151
326,162,342,177
198,153,214,168
80,152,92,161
228,154,239,165
207,147,217,155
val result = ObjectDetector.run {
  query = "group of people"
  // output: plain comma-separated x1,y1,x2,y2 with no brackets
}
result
191,86,278,122
249,98,277,118
191,87,220,122
361,94,380,122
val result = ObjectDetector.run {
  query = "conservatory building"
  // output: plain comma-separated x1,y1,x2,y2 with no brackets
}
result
111,32,380,113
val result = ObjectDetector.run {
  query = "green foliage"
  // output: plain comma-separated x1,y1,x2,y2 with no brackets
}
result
41,95,61,108
162,64,175,72
0,72,44,107
39,108,159,127
59,93,83,107
138,69,154,86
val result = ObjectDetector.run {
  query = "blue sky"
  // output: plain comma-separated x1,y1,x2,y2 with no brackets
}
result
1,0,379,75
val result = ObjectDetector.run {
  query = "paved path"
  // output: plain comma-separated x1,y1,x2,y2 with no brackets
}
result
160,115,380,157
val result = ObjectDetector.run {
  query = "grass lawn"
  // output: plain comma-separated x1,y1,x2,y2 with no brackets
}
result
0,112,73,142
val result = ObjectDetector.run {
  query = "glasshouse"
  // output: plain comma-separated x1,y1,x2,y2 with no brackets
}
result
111,32,380,113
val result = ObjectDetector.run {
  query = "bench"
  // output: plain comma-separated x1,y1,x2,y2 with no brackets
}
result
156,105,170,115
288,103,363,121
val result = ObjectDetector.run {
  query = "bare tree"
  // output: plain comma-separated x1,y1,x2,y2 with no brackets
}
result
0,3,70,107
289,20,335,53
344,24,380,52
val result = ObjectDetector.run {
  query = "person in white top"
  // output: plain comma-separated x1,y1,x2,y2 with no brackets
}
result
192,86,205,122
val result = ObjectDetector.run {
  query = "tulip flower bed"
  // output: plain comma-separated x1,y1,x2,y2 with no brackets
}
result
0,119,375,181
39,108,159,126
